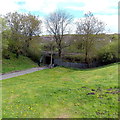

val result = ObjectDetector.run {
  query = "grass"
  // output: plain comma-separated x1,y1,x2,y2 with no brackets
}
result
2,63,119,118
2,53,38,74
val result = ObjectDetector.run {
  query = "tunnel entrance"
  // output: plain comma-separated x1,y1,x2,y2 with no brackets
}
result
44,56,54,65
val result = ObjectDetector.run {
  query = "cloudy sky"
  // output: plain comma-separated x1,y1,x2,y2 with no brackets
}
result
0,0,118,34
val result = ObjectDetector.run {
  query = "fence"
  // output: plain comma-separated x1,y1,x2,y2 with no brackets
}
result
54,59,99,69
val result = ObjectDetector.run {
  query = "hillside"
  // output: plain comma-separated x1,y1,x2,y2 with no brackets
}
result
2,53,38,74
2,63,118,118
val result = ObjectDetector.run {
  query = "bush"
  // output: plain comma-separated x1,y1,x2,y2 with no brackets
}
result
2,49,10,59
27,40,43,63
62,54,85,63
97,41,118,64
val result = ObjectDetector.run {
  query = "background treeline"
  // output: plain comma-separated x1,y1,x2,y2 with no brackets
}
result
1,10,119,66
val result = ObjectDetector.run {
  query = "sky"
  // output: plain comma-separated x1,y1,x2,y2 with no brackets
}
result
0,0,119,34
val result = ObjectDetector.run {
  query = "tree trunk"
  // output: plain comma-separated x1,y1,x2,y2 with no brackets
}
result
85,50,87,63
24,36,31,56
49,52,53,68
58,48,61,58
84,36,89,68
50,53,53,65
16,52,19,58
85,48,89,68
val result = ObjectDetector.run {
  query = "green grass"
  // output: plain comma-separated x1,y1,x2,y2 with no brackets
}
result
2,54,38,73
2,63,118,118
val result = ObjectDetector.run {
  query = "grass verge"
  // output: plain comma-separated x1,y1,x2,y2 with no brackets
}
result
2,63,119,118
2,54,38,74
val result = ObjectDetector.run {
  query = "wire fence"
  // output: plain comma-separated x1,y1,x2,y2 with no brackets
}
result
54,59,99,68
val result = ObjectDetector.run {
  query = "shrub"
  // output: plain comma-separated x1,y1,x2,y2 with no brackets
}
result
62,54,85,63
97,41,118,64
2,49,10,59
27,40,43,63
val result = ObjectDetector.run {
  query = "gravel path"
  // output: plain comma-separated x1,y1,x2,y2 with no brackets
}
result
0,67,48,80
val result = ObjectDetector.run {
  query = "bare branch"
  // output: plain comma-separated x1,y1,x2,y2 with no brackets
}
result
45,9,73,57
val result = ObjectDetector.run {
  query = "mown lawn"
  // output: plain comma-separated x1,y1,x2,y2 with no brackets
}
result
2,54,38,74
2,63,119,118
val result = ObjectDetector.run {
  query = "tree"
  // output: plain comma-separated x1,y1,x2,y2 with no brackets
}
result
5,12,42,58
0,16,12,59
43,38,56,68
5,12,24,58
76,12,105,65
0,16,10,49
45,9,73,58
22,13,42,56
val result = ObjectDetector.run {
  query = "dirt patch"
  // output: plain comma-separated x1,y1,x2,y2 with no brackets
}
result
8,94,19,104
58,114,69,118
105,88,120,94
81,86,86,88
87,92,95,95
2,70,20,75
61,78,71,81
105,91,120,94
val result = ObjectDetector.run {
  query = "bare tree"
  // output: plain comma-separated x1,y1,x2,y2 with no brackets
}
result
76,12,105,65
45,10,73,58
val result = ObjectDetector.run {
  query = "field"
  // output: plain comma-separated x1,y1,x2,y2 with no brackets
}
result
2,54,38,74
2,63,119,118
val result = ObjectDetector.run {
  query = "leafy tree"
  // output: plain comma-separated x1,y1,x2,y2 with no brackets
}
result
0,16,11,59
22,13,42,56
5,12,42,58
5,12,24,58
27,36,43,64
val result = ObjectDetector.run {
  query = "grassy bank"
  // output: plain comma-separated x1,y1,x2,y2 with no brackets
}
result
2,54,38,73
2,63,118,118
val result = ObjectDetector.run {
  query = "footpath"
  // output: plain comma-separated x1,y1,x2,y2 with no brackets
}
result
0,67,48,80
